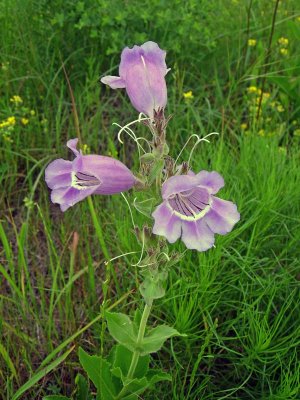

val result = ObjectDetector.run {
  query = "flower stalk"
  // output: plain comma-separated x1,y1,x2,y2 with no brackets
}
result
116,299,153,399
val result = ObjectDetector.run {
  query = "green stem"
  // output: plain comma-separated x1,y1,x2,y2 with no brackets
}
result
116,300,153,399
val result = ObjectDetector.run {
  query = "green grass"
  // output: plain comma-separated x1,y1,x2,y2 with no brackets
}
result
1,0,300,399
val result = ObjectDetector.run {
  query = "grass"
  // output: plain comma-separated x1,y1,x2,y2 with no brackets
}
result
1,0,300,399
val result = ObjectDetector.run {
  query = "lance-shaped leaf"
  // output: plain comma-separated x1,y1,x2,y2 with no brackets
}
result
105,312,137,352
140,325,186,355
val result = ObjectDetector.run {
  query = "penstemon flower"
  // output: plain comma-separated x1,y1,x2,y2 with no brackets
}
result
43,41,241,400
45,138,136,211
101,41,168,118
152,171,240,251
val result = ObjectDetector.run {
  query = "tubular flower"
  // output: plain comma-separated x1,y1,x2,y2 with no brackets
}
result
152,171,240,252
45,138,136,211
101,41,168,118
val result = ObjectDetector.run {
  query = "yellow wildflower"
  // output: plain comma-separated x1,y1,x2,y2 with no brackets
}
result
10,95,23,104
294,129,300,137
183,91,194,100
248,39,257,47
240,123,247,130
278,37,288,46
247,86,257,94
7,116,16,125
277,104,284,113
82,144,90,154
30,110,36,116
280,48,288,56
21,118,29,125
258,129,265,137
297,17,300,22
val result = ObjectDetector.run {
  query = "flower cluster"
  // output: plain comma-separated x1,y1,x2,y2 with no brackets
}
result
45,41,240,252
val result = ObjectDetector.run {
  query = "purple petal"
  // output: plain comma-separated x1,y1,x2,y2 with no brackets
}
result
204,197,240,235
140,41,167,75
162,175,198,199
67,138,80,156
119,42,167,78
195,171,224,194
152,202,181,243
181,219,215,252
80,155,136,194
118,42,168,117
45,159,72,189
51,186,96,212
101,75,126,89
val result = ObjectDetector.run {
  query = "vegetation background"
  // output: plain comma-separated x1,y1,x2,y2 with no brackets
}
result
1,0,300,398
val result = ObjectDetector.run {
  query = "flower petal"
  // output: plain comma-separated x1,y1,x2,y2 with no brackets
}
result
51,186,96,212
80,155,136,194
45,159,72,189
67,138,80,156
195,171,224,194
162,175,198,199
152,202,182,243
181,219,215,251
140,41,167,76
119,42,167,116
101,75,126,89
204,197,240,235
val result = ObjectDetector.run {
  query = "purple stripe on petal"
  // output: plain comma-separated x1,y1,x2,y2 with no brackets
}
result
195,171,225,194
45,159,72,189
152,203,181,243
204,197,240,235
181,219,215,252
80,155,136,194
162,175,198,199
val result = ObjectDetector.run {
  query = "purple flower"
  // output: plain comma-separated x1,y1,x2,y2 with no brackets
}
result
152,171,240,252
101,41,168,118
45,138,136,212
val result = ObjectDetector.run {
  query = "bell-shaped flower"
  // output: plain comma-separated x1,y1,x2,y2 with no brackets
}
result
152,171,240,252
101,41,168,118
45,138,136,211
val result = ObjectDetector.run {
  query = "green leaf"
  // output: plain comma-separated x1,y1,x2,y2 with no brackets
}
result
141,325,185,355
75,373,91,400
78,348,116,400
43,397,70,400
112,345,149,381
105,312,137,352
140,153,155,164
148,159,164,185
12,346,75,400
121,377,148,398
133,198,155,218
139,275,165,302
147,370,172,385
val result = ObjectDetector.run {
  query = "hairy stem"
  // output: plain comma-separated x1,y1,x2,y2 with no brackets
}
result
116,300,153,399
